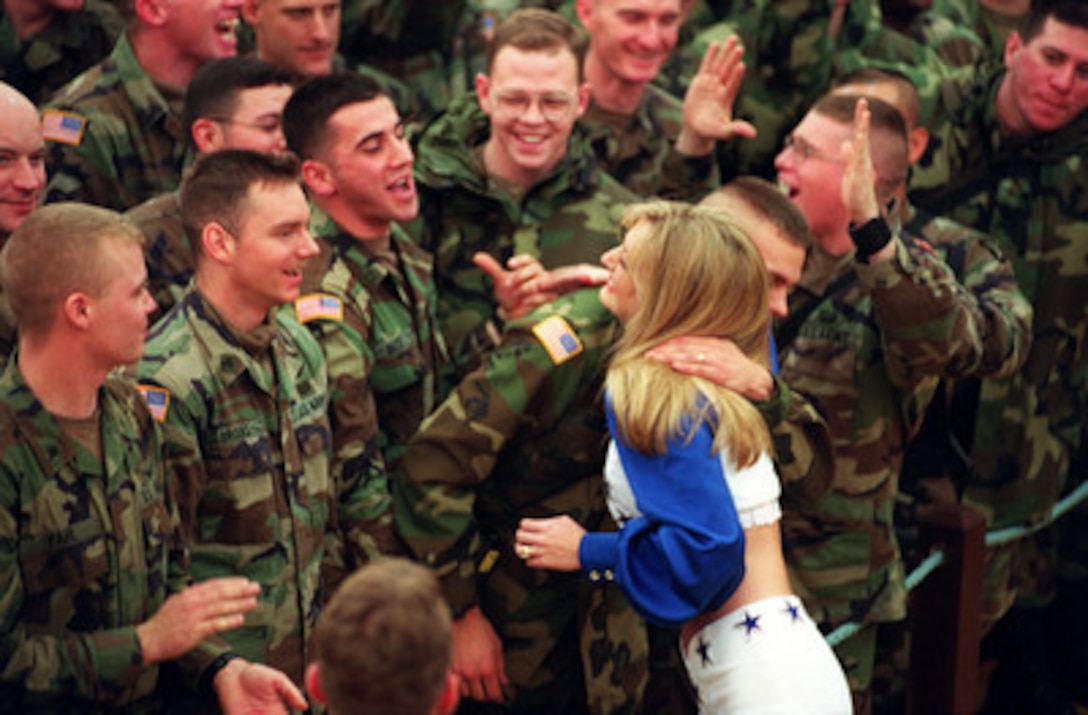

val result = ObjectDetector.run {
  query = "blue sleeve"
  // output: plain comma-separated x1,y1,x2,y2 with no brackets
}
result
579,405,746,628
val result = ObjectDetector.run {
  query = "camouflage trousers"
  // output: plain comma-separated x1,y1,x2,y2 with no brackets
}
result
467,560,647,715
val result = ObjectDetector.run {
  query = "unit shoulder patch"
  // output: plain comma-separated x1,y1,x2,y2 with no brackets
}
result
532,315,583,365
136,385,170,423
295,293,343,323
42,109,87,146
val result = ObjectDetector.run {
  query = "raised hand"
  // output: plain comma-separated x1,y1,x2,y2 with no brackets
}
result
677,35,758,157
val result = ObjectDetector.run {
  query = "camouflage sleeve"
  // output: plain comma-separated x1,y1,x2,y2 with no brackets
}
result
754,377,834,506
930,225,1033,379
392,323,588,615
0,465,149,701
657,143,720,203
856,237,1007,388
303,302,403,567
43,110,128,210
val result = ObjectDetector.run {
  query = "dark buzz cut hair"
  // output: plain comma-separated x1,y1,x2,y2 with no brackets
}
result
715,176,814,250
810,93,909,142
180,149,301,253
283,73,387,161
486,8,589,81
183,57,293,142
1021,0,1088,41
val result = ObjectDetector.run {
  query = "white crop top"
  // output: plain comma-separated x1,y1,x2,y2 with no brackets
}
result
604,441,782,530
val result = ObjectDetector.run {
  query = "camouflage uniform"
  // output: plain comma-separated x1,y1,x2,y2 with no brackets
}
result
411,95,634,378
712,0,835,181
0,0,122,106
833,0,979,124
339,0,467,122
137,289,333,695
580,85,718,202
125,191,191,323
297,217,445,578
920,0,1022,62
777,230,1025,703
393,288,647,715
897,201,1034,561
44,34,190,211
909,63,1088,623
0,363,182,714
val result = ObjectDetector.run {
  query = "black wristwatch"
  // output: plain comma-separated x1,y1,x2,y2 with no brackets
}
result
200,652,242,696
848,217,893,261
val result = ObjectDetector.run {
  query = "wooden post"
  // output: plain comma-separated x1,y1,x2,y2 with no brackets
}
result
907,504,986,715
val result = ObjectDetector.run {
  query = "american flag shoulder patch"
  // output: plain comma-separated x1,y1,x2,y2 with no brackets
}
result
295,293,343,323
136,385,170,423
41,109,87,146
532,315,583,365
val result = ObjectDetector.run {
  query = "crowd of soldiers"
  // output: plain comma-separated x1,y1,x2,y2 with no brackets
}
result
0,0,1085,713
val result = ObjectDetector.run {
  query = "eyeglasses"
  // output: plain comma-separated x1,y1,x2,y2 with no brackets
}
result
782,133,840,164
491,89,577,122
208,116,284,135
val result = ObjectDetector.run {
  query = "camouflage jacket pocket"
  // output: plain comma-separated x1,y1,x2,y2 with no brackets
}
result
19,519,110,596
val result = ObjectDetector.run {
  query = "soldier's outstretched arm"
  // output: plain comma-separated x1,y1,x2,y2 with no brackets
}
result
842,99,1003,387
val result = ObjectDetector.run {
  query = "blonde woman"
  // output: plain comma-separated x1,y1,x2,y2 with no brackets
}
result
515,202,850,713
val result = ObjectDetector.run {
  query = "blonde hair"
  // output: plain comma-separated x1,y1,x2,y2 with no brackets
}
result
606,201,772,466
2,203,143,336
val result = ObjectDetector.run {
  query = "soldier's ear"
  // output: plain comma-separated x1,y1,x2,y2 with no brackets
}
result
1004,30,1024,71
434,672,460,715
202,221,236,266
304,663,327,706
301,159,334,198
574,0,593,27
907,126,928,166
575,83,591,119
134,0,170,27
63,293,92,330
474,73,492,112
241,0,261,26
191,118,224,154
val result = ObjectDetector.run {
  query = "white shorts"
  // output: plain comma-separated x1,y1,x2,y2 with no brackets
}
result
681,595,852,714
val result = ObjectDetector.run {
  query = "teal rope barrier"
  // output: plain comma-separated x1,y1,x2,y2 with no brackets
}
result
985,480,1088,548
823,480,1088,649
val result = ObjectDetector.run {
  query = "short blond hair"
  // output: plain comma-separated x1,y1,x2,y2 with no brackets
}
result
2,203,143,336
607,201,772,465
313,559,452,715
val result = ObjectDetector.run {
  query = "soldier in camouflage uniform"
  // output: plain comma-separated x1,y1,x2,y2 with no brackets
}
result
0,0,122,106
0,82,46,369
43,0,244,210
574,0,763,201
908,4,1088,711
136,151,338,709
829,67,1035,713
125,57,292,321
393,287,648,715
0,202,306,714
283,75,436,588
411,9,635,381
774,95,1027,714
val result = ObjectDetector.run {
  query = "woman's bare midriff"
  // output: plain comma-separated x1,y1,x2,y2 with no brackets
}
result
680,522,793,651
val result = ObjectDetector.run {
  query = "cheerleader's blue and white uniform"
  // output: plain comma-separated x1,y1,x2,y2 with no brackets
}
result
580,399,851,714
